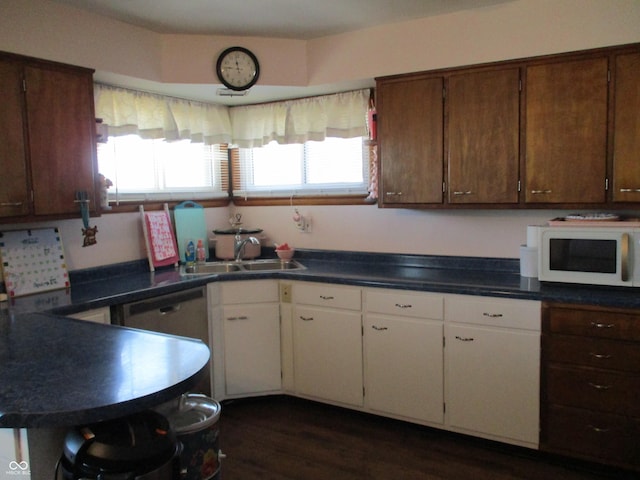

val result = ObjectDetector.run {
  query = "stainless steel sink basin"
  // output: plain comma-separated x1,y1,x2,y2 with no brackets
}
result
181,259,305,276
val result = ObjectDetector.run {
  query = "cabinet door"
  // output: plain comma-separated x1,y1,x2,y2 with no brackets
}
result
365,314,443,423
0,58,30,217
223,303,281,396
378,76,444,205
24,64,97,216
293,306,363,406
612,52,640,202
447,68,520,204
525,57,608,204
445,324,540,445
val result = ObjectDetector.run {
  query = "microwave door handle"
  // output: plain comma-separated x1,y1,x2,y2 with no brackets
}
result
621,233,630,282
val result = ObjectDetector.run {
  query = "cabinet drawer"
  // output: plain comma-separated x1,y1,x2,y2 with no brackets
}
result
542,404,640,468
544,334,640,372
546,307,640,341
365,289,443,319
293,282,361,310
546,364,640,416
445,295,540,331
222,280,279,304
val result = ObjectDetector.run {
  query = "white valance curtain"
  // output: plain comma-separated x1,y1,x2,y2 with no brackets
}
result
230,89,370,148
94,85,369,147
94,84,233,145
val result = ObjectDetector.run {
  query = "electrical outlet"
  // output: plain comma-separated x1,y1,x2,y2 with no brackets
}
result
280,283,292,303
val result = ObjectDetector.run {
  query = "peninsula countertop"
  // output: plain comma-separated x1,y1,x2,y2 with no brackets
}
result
0,308,209,428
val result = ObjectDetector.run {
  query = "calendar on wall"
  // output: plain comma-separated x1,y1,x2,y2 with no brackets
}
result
0,228,70,298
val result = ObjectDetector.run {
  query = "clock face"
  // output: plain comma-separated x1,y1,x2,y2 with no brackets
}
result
216,47,260,91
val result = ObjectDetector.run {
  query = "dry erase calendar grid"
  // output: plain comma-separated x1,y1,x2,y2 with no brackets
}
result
0,228,69,298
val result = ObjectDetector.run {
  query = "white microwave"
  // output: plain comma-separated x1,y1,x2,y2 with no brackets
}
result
538,226,640,287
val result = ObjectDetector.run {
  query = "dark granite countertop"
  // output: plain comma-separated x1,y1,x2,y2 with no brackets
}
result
0,309,209,428
2,248,638,428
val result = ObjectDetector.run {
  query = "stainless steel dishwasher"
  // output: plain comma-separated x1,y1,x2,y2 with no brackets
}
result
116,287,211,396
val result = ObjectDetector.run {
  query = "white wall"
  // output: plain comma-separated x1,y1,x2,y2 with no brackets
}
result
1,0,639,269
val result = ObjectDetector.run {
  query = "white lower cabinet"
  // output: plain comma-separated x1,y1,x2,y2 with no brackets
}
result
292,282,363,407
364,289,444,424
211,280,282,398
444,295,541,448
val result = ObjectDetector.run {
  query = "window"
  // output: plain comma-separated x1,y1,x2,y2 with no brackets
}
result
97,135,228,203
233,137,370,198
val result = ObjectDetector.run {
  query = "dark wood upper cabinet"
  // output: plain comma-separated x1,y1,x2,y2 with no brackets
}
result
612,51,640,203
378,76,444,205
524,56,608,204
447,67,520,204
0,58,30,218
0,51,97,222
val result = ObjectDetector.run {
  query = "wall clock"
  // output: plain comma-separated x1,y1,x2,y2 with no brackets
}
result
216,46,260,91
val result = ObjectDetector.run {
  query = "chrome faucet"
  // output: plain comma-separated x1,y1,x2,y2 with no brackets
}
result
234,234,260,261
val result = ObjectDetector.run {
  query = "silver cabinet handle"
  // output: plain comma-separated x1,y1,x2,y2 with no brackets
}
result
619,188,640,192
300,316,314,321
394,303,412,309
589,352,613,360
588,382,612,390
483,312,503,318
452,191,473,196
455,335,474,342
371,325,388,331
587,424,611,433
0,201,24,207
159,304,181,315
591,322,615,329
530,189,552,194
319,295,334,300
385,192,403,196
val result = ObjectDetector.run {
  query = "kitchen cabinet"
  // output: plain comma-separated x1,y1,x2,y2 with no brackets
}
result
524,56,608,204
67,306,111,324
292,282,363,407
611,51,640,203
447,67,520,204
0,51,98,220
541,303,640,471
444,295,540,448
364,288,444,424
219,280,282,397
377,75,444,205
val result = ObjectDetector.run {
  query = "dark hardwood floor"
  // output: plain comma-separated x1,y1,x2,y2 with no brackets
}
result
217,396,636,480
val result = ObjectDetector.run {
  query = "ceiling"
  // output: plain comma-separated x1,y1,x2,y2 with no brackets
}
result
51,0,515,104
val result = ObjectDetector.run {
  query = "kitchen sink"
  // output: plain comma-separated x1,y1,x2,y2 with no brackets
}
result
181,259,305,276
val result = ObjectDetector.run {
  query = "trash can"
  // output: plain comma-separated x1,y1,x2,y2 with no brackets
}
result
159,393,222,480
58,410,179,479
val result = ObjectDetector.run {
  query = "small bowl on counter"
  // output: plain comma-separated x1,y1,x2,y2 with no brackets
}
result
276,248,295,261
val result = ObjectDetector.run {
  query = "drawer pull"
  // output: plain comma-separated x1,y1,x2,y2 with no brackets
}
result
300,316,314,321
372,325,388,331
319,295,334,300
0,201,24,207
530,189,552,194
588,382,612,391
590,322,615,329
483,312,503,318
589,352,613,360
587,424,611,433
455,335,474,342
394,303,413,309
227,316,249,321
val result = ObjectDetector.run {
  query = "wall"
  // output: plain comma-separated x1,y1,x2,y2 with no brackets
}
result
1,0,639,269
